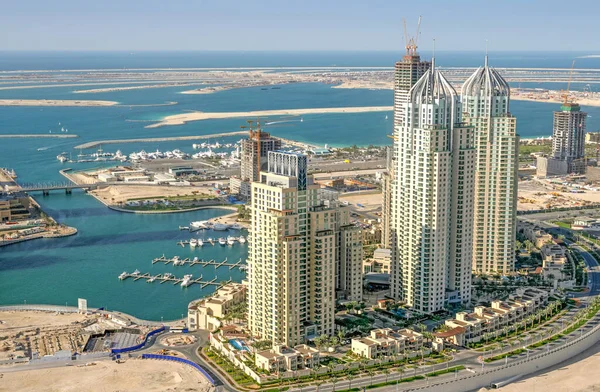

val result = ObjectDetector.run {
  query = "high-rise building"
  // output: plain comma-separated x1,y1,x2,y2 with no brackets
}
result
390,59,476,313
248,151,362,346
537,102,587,177
236,129,282,198
461,56,519,274
382,40,431,249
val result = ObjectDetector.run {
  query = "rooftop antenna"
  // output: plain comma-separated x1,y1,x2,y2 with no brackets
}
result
485,40,489,67
431,38,436,71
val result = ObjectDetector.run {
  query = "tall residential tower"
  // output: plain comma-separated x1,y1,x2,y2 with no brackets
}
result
461,56,519,274
390,59,476,313
248,151,362,346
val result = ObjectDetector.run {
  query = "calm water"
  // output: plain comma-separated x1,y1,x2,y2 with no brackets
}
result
1,52,600,320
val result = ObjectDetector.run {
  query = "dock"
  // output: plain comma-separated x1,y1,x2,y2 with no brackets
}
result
152,255,247,270
176,236,247,248
118,272,231,288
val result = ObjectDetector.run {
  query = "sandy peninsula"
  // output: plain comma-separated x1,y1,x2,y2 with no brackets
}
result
0,99,118,107
0,359,211,392
75,83,201,94
146,106,393,128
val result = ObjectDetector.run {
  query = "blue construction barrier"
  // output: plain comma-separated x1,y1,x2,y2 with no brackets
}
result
111,326,165,355
141,354,215,385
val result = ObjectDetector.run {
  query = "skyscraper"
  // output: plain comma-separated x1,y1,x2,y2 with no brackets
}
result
551,103,587,174
382,34,431,249
390,59,476,313
462,55,519,274
236,129,282,198
248,151,362,346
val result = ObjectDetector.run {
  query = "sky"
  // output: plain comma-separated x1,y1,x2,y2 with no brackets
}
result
1,0,599,51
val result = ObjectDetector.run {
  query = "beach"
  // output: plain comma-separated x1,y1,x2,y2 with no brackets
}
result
146,106,394,128
0,359,211,392
0,99,118,107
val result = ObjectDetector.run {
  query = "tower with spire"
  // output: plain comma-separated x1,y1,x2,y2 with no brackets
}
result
461,49,519,274
390,48,476,312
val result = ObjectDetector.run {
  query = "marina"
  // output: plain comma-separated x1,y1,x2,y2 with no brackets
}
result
118,270,232,289
176,235,246,248
151,255,247,270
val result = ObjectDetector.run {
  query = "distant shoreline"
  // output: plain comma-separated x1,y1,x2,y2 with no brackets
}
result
0,99,118,107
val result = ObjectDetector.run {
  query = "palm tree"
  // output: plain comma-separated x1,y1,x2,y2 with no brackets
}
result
331,376,338,392
337,330,345,343
367,370,375,386
382,368,390,383
347,374,355,389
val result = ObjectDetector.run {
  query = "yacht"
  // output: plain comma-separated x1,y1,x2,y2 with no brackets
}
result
238,236,246,244
118,272,127,280
197,238,204,247
218,237,227,246
190,221,208,229
227,237,235,246
181,274,193,287
229,223,243,230
213,223,229,231
190,238,198,248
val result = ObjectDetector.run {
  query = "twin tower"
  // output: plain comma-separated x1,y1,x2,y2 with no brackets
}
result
388,50,518,313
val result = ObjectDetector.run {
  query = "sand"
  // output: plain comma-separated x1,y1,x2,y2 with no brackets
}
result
0,311,89,332
511,94,600,108
495,341,600,392
146,106,393,128
91,185,215,204
339,192,383,210
0,99,117,107
332,80,393,90
74,83,200,94
0,359,212,392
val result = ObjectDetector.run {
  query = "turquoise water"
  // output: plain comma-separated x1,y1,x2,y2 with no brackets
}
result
2,52,600,320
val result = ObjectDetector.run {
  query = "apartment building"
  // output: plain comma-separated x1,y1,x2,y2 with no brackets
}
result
255,345,320,372
187,283,247,331
351,328,424,359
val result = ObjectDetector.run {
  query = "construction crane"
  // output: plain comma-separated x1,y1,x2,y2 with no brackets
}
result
403,16,421,56
560,60,576,105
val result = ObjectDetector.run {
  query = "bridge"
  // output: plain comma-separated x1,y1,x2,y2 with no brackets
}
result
19,181,98,195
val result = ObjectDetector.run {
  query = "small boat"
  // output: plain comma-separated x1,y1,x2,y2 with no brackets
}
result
179,226,189,231
213,223,229,231
227,237,235,246
147,276,157,283
190,221,208,229
181,274,193,287
197,238,204,247
163,273,173,279
238,236,246,244
118,272,127,280
229,223,243,230
219,237,226,246
207,238,214,245
239,265,248,271
190,238,198,248
192,257,199,262
132,269,140,276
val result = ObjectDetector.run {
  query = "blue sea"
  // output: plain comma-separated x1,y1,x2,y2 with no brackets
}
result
1,51,599,321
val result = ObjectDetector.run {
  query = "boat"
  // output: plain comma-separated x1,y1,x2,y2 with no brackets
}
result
179,226,189,231
229,223,243,230
219,237,227,246
190,221,208,229
190,238,198,248
147,276,157,283
118,272,127,280
173,256,184,266
163,273,173,279
239,265,248,271
238,236,246,244
385,115,389,120
213,223,229,231
227,237,235,246
132,269,140,276
197,238,204,247
207,238,214,245
192,257,199,262
181,274,193,287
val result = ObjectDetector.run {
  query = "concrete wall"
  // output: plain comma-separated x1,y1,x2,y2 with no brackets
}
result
405,321,600,392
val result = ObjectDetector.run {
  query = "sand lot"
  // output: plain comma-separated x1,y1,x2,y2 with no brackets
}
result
0,359,212,392
339,191,382,210
0,311,90,332
91,185,214,204
496,341,600,392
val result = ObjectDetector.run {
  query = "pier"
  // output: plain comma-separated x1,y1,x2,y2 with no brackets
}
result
152,255,247,270
118,271,232,288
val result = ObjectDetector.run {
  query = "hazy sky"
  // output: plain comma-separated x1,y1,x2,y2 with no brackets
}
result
1,0,599,51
